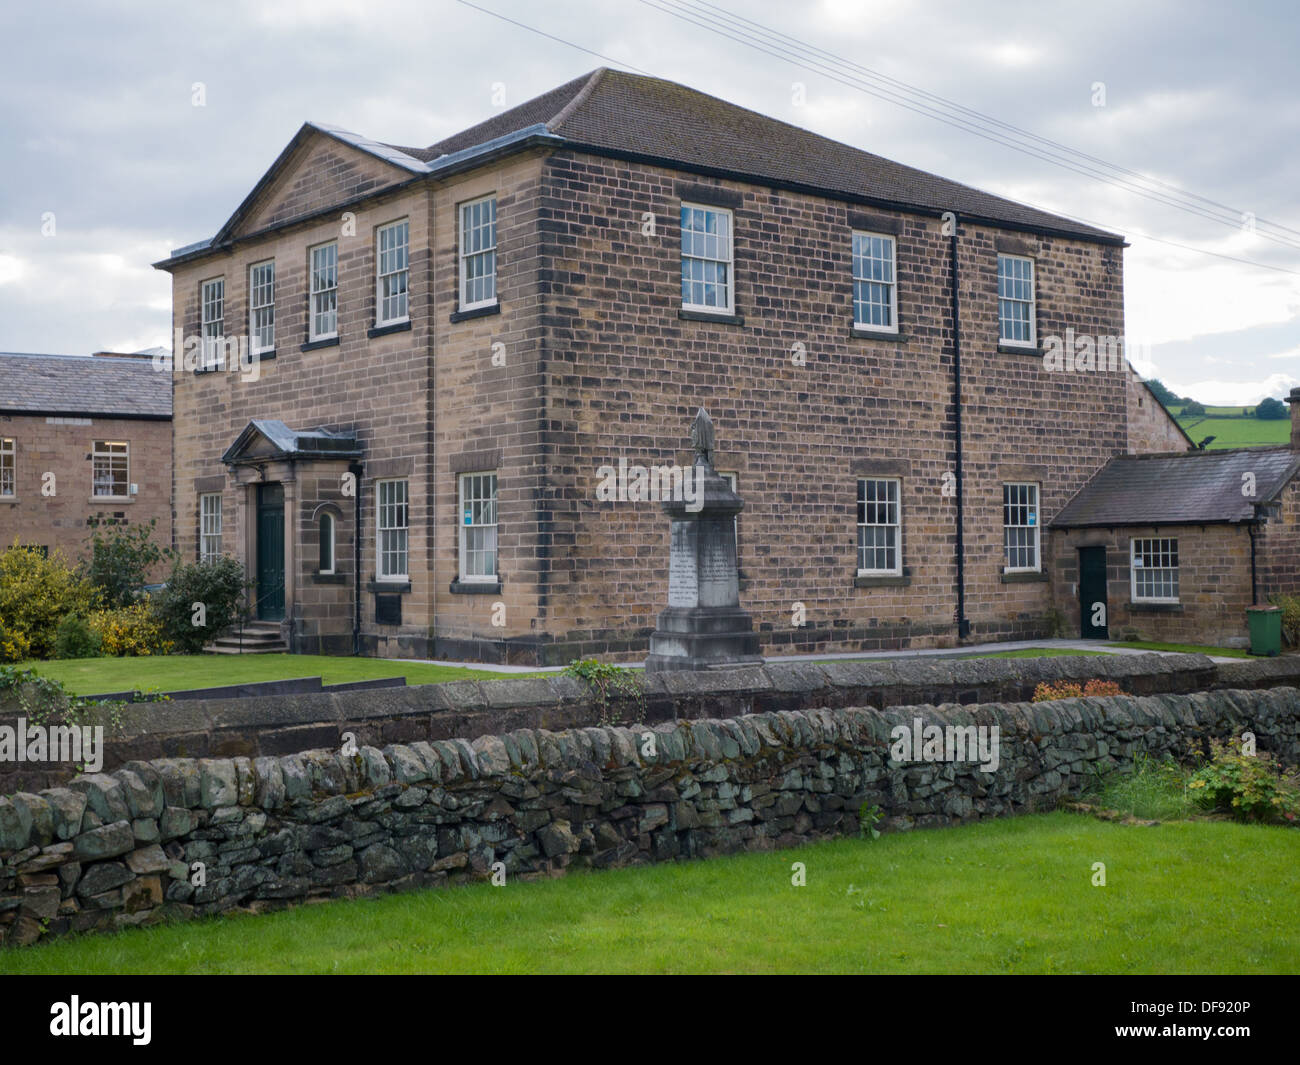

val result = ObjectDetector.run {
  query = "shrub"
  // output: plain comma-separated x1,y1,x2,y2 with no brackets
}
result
1032,679,1126,702
1272,593,1300,649
1188,739,1300,824
82,516,173,609
52,614,103,659
1256,397,1288,420
0,543,101,659
89,602,172,657
154,556,249,653
0,621,31,664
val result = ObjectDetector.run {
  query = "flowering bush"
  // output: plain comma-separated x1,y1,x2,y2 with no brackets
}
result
1188,739,1300,824
0,543,101,659
89,602,172,657
1032,679,1126,702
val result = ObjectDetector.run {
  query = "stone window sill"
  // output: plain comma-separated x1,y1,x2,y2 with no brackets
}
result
678,309,744,326
851,326,906,342
312,573,346,585
450,579,502,595
1001,570,1048,583
0,497,16,504
368,320,411,339
1128,601,1183,614
251,349,276,362
89,496,132,504
302,336,340,352
369,579,411,593
998,342,1044,356
450,303,500,324
855,569,910,588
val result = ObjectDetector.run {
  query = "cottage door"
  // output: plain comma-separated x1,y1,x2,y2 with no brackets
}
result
1078,546,1108,639
256,483,286,621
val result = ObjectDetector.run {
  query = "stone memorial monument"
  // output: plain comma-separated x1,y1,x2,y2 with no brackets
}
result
645,408,764,672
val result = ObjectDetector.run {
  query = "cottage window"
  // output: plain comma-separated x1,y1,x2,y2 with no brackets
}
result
997,254,1036,347
310,242,339,340
852,232,898,331
376,219,409,325
681,203,734,312
377,479,409,580
459,196,497,310
200,492,222,562
857,478,901,575
458,472,498,581
249,261,275,355
1003,483,1040,571
200,277,225,369
1131,538,1179,603
0,438,13,496
92,441,129,498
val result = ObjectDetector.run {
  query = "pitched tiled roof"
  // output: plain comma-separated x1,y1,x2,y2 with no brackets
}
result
1051,447,1300,528
416,68,1121,244
0,352,172,419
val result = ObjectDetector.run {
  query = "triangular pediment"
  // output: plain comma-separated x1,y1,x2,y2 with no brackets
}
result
222,419,361,467
217,125,425,243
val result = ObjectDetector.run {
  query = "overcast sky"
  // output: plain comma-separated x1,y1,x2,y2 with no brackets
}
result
1,0,1296,403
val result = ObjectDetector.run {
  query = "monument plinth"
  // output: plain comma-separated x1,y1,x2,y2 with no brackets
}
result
645,409,764,672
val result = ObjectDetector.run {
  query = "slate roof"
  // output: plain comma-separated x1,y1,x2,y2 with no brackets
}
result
0,352,171,419
1051,447,1300,528
414,68,1122,244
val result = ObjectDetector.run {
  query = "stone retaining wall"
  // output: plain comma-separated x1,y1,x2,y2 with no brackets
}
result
2,685,1297,948
7,652,1297,793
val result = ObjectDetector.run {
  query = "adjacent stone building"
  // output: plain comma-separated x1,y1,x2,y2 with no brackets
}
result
155,68,1287,663
0,351,172,563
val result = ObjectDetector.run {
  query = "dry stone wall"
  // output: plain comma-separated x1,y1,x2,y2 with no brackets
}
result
2,685,1297,949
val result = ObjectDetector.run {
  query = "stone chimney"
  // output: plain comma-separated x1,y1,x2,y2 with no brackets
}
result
1289,387,1300,450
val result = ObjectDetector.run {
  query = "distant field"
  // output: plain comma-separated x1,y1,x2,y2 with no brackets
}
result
1170,405,1290,449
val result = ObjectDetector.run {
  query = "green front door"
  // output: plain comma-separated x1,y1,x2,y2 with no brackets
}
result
256,483,285,621
1079,546,1108,639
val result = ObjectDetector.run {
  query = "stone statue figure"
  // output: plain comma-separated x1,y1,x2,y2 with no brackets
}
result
690,407,715,466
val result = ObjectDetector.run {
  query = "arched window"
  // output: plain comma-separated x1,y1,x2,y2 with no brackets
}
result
319,513,335,575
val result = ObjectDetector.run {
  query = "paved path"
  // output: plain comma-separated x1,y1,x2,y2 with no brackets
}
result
407,638,1246,672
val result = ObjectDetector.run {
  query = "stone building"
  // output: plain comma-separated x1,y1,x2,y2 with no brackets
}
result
154,68,1288,662
0,351,172,564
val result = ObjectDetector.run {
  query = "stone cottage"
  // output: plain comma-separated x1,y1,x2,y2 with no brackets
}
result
154,68,1287,663
0,350,172,563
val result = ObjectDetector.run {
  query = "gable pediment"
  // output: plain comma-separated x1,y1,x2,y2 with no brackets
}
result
222,419,362,467
220,126,421,242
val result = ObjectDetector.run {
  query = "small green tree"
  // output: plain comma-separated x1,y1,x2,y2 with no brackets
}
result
83,517,174,609
154,556,249,653
1181,399,1207,417
52,614,103,659
1256,397,1288,420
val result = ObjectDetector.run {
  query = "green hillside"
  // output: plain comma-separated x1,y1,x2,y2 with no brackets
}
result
1170,405,1290,449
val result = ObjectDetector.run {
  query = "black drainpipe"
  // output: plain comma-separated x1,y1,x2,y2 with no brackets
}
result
950,219,971,640
1249,518,1259,605
350,462,363,656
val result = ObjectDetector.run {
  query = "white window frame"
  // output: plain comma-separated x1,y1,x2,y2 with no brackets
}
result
376,479,409,581
857,477,902,577
319,512,335,575
458,472,498,583
0,438,13,497
851,231,898,332
375,219,410,326
997,253,1036,348
248,260,275,355
92,441,129,499
309,241,339,341
680,202,734,313
1131,537,1180,604
199,492,222,563
459,196,497,311
1002,482,1041,573
200,277,225,369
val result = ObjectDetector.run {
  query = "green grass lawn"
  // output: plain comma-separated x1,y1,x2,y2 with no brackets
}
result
20,654,547,695
1172,408,1290,449
2,813,1297,974
1108,640,1251,659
